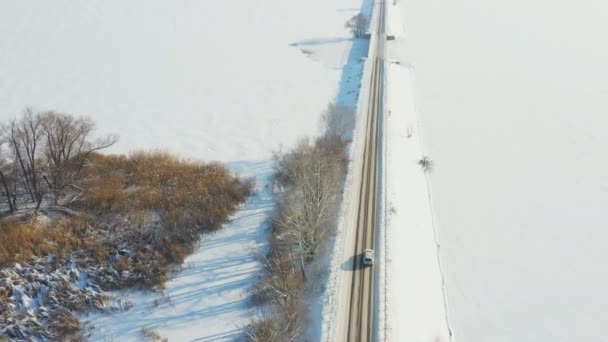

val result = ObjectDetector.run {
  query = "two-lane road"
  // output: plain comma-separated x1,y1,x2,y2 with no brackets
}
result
345,1,386,341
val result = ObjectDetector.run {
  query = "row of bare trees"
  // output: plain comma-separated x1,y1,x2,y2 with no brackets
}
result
274,137,346,280
248,104,353,341
0,109,116,213
275,103,353,280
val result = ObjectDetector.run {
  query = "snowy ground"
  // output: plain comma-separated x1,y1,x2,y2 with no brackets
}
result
394,0,608,341
0,0,364,340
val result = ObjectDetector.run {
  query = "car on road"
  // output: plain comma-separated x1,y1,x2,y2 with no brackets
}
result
362,249,374,266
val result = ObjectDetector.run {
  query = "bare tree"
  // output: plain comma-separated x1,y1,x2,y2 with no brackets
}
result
3,109,46,209
246,314,283,342
2,110,117,209
345,13,368,38
321,103,355,141
0,170,14,213
0,144,17,213
418,155,434,172
251,247,303,341
40,112,117,204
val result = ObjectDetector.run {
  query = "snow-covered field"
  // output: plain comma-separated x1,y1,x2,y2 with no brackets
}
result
0,0,364,340
0,0,360,162
394,0,608,341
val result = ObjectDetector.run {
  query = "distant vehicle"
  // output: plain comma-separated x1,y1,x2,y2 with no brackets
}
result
362,249,374,266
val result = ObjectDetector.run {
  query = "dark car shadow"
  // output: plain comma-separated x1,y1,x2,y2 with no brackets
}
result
340,253,369,271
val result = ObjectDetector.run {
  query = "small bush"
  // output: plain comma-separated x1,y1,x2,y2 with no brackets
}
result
247,316,282,342
418,155,434,172
47,309,83,341
141,327,168,342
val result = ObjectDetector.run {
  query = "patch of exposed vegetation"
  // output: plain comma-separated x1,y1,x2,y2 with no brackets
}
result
0,110,252,341
141,327,168,342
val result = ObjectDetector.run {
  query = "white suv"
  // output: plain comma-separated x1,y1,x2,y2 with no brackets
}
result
362,249,374,266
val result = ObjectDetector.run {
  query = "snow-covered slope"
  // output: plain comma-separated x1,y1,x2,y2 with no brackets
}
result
0,0,359,162
395,0,608,341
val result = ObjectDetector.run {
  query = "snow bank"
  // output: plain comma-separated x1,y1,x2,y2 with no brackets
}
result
376,4,452,340
383,61,452,341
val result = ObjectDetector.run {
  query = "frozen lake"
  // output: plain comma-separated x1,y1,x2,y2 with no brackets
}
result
0,0,360,162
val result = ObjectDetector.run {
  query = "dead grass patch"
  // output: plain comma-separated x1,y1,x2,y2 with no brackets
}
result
47,308,83,341
1,151,252,283
141,327,168,342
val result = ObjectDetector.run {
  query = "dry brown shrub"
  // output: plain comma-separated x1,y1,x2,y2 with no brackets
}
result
47,308,83,341
247,315,283,342
85,152,251,227
0,220,44,266
42,219,85,257
1,151,251,288
78,152,252,276
114,256,131,272
0,286,9,300
141,327,168,342
89,174,127,209
0,215,102,267
134,187,161,209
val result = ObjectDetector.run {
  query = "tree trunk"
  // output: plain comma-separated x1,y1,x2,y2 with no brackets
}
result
15,150,35,203
298,241,307,281
35,193,43,211
0,170,14,213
